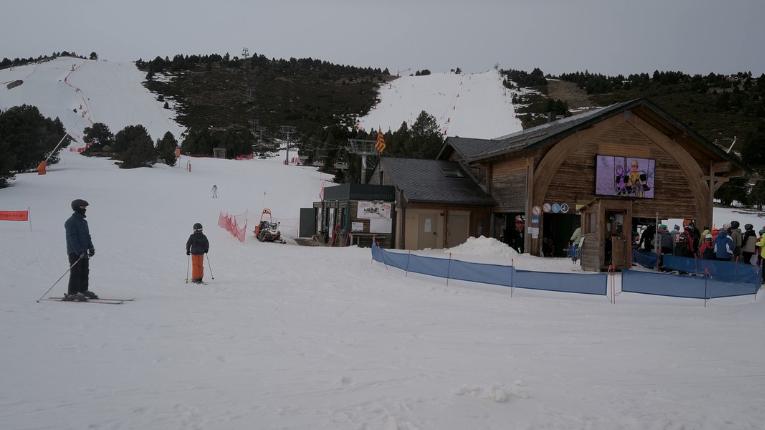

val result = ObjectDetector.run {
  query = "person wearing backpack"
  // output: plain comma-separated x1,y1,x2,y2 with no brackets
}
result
714,227,735,262
741,223,757,265
729,221,743,258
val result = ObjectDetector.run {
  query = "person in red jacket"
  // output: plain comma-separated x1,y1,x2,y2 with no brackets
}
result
698,234,715,260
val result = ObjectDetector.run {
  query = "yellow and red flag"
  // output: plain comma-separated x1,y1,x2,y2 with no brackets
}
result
375,129,386,154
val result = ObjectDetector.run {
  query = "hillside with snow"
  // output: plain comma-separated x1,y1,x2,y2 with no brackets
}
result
0,57,183,142
359,70,523,139
1,149,764,429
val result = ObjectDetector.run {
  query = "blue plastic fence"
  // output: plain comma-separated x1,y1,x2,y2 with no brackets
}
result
632,250,658,269
514,270,608,295
372,242,607,295
622,269,759,299
662,255,761,285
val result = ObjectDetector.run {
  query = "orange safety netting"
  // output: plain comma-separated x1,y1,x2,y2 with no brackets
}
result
0,210,29,221
218,211,247,242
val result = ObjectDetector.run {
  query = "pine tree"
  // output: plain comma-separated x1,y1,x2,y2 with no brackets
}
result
114,125,156,168
0,105,70,186
409,111,443,158
83,122,114,153
715,177,749,206
157,131,178,166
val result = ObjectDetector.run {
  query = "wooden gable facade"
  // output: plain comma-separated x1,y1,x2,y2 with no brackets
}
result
441,99,745,271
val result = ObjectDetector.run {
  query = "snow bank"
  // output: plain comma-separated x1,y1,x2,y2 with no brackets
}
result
444,235,519,260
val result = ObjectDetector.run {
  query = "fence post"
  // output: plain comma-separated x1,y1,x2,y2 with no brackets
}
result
704,268,710,308
446,252,452,286
371,235,376,264
608,264,616,304
510,258,514,298
405,251,411,277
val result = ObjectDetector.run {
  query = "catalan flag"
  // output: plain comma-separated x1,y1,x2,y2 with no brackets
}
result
375,129,386,154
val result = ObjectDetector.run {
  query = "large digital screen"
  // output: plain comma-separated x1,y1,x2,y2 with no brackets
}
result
595,155,655,199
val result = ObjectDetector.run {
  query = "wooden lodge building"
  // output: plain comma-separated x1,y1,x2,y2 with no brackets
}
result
360,98,745,272
368,158,494,250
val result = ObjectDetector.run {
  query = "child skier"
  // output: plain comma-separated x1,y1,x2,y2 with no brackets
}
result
186,223,209,284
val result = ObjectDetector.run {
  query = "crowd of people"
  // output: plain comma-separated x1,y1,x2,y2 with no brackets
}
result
636,218,765,283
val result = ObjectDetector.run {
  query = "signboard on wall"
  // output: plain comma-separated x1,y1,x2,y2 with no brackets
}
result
370,219,392,234
357,201,391,219
351,222,364,232
595,155,655,199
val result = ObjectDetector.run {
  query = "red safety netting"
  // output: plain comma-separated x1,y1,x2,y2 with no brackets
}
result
218,211,247,242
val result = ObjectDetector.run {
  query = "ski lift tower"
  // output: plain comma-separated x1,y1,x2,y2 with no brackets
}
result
280,125,297,164
347,138,377,184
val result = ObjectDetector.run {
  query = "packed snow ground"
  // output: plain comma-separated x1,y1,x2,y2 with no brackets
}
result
0,57,183,142
1,152,764,430
359,70,523,139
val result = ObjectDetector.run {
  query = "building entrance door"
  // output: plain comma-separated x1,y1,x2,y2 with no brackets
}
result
605,210,628,269
418,211,442,249
542,213,580,257
446,211,470,248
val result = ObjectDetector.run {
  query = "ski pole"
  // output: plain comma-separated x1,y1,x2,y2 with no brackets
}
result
36,255,84,303
206,254,215,280
185,254,190,284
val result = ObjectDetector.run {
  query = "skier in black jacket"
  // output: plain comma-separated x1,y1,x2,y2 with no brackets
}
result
186,223,210,283
64,199,97,301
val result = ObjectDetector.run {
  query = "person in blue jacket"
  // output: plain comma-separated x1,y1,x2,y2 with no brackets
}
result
64,199,97,301
714,226,734,261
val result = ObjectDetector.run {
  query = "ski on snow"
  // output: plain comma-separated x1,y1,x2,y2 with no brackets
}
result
44,297,131,304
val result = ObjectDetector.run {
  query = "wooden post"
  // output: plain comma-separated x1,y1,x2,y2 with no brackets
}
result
654,212,660,271
526,158,535,255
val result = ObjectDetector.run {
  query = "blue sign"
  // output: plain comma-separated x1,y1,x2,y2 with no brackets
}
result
552,203,561,213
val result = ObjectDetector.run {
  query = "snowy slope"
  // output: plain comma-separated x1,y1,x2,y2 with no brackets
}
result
0,57,183,142
1,151,764,429
359,70,523,139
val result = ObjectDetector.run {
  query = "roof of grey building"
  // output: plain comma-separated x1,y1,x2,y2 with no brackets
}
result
379,158,495,206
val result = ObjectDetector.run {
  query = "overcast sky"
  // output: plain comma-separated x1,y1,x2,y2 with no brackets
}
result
2,0,763,76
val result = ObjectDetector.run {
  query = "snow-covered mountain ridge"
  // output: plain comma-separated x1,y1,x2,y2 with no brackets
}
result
1,57,183,142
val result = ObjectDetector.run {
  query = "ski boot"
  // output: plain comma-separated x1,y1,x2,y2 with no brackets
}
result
82,291,99,300
62,292,88,302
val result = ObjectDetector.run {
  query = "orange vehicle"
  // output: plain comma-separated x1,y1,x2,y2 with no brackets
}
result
253,209,285,243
